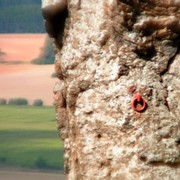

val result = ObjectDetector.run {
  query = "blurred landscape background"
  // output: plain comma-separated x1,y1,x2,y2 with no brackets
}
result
0,0,64,176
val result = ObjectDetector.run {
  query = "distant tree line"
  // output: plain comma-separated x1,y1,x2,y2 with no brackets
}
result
0,0,45,33
0,98,43,106
31,37,54,64
0,49,6,62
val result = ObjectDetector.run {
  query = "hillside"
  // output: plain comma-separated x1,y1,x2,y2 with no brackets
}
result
0,0,45,33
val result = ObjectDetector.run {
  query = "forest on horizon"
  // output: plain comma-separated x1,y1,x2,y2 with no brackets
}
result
0,0,45,33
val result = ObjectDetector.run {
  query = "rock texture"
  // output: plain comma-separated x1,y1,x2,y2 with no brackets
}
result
42,0,180,179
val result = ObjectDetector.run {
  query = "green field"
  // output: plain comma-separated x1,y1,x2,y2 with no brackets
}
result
0,105,64,171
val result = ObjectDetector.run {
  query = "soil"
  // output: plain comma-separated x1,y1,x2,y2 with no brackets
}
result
0,170,65,180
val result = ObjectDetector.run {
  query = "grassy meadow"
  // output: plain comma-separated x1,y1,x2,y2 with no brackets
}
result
0,105,64,172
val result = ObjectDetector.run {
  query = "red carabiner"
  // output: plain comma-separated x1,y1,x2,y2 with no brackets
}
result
131,93,147,112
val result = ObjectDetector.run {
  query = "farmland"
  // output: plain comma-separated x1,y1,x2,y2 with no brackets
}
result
0,105,64,172
0,34,56,106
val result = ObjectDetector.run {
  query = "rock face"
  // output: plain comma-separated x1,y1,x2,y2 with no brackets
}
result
42,0,180,179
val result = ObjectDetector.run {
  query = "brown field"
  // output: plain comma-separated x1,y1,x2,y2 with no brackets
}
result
0,64,57,105
0,171,65,180
0,34,46,62
0,34,57,105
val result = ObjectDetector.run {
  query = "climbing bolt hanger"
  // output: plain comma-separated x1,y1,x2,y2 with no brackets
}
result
131,93,147,112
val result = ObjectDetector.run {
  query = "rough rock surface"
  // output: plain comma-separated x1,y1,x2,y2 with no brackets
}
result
42,0,180,179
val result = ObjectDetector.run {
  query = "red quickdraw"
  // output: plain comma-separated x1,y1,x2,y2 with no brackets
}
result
131,93,147,112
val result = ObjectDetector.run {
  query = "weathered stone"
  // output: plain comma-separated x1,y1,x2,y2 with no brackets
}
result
42,0,180,179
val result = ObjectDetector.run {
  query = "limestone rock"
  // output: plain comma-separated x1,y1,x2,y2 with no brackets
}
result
42,0,180,179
